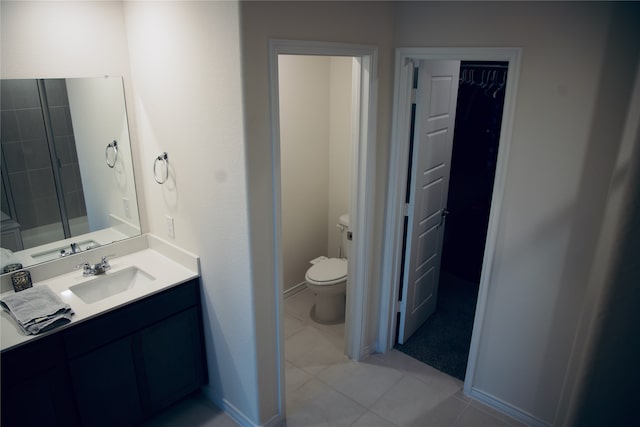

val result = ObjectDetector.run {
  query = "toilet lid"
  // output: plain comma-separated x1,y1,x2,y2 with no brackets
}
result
307,258,347,283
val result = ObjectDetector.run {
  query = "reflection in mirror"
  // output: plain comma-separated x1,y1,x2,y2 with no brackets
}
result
1,77,140,271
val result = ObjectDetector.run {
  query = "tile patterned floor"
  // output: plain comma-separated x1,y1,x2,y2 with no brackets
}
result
143,288,527,427
283,288,527,427
142,392,239,427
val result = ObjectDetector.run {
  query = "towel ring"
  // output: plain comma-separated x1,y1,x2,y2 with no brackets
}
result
105,140,118,168
154,152,169,184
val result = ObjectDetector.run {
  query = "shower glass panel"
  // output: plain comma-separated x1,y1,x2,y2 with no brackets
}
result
0,79,88,250
42,79,89,239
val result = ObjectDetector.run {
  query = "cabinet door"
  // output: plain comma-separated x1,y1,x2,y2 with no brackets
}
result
1,335,78,427
138,307,205,413
69,335,144,427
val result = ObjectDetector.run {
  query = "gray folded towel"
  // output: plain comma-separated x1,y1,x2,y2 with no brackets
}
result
1,285,74,335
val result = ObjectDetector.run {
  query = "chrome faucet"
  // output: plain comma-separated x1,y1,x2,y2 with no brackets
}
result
60,242,82,258
76,256,112,276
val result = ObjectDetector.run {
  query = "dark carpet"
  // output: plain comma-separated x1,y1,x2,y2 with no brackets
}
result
395,272,479,381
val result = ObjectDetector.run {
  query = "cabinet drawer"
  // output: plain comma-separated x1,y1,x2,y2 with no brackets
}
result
64,279,198,358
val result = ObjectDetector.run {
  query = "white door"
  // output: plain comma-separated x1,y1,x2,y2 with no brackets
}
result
398,60,460,344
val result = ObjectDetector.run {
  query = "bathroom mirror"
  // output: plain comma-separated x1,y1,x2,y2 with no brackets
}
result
0,77,141,271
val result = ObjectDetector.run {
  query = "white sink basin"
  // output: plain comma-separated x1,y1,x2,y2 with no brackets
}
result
69,267,156,304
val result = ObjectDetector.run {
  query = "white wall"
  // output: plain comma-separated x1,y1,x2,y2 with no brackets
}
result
279,55,331,290
0,0,147,235
122,1,261,424
6,2,637,426
565,58,640,427
240,2,395,424
2,1,264,425
392,3,637,423
67,77,140,232
240,1,639,426
0,1,130,79
328,57,353,258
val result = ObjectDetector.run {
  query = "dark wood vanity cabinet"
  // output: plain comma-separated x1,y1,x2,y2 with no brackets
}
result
1,333,79,427
138,307,204,413
1,279,207,427
69,335,145,426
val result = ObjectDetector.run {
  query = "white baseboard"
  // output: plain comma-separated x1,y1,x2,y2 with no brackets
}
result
468,387,551,427
359,344,374,360
202,387,254,426
201,386,284,427
284,281,307,298
262,413,285,427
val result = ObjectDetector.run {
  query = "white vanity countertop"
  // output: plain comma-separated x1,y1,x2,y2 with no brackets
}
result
1,241,199,352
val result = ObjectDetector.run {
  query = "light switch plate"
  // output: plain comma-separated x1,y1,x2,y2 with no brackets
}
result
165,215,175,239
123,198,131,218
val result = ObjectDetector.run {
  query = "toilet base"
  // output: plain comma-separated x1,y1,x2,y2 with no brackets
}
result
309,293,345,325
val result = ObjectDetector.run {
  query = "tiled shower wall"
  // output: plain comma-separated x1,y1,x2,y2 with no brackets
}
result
0,79,86,242
43,79,87,222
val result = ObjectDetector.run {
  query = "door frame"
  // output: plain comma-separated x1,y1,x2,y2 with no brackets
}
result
268,39,378,410
379,47,521,393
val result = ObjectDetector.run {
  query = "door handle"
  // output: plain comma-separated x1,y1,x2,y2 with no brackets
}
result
438,209,449,228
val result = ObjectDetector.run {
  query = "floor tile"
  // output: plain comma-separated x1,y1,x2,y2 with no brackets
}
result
468,400,527,427
285,325,347,375
350,411,398,427
142,393,239,427
454,403,511,427
316,358,404,408
285,326,333,361
371,350,462,395
285,378,367,427
286,360,313,394
284,288,315,321
408,395,468,427
453,388,472,403
281,287,522,427
311,318,346,340
370,375,460,427
284,313,306,338
291,340,348,376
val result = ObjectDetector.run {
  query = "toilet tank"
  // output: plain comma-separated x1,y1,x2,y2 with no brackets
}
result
339,214,350,259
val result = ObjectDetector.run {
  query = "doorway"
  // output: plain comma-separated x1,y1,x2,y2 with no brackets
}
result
380,47,521,396
277,54,354,300
268,40,378,416
395,60,509,381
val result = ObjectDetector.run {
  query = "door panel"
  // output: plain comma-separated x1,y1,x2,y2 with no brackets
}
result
421,130,448,170
414,266,437,311
416,223,439,272
398,60,460,344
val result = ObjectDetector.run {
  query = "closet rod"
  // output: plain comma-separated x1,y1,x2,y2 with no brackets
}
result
461,63,508,69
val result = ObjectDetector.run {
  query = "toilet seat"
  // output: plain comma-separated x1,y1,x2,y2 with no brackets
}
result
305,258,347,286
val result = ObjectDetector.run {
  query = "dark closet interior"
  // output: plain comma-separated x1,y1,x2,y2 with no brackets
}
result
442,61,508,283
396,61,508,381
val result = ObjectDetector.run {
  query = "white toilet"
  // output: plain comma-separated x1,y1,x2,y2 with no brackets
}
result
305,214,350,324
